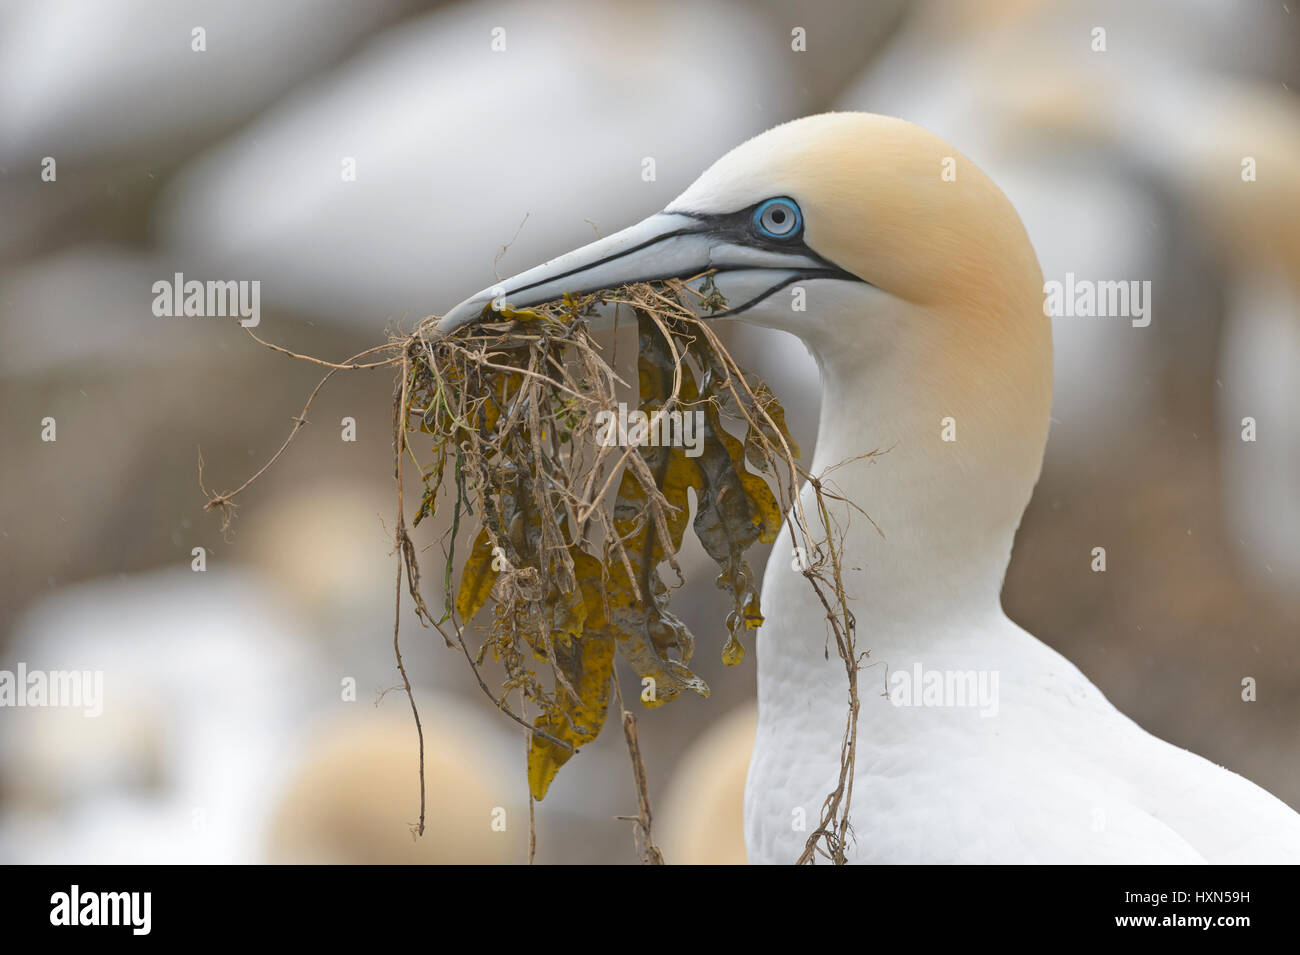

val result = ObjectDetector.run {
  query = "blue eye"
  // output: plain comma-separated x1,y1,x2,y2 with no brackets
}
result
754,197,801,238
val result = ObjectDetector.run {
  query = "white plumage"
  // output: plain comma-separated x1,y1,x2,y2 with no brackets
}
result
443,112,1300,863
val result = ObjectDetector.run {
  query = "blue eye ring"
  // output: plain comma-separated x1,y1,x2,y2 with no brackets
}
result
753,197,802,239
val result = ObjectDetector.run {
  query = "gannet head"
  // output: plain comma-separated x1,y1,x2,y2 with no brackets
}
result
441,113,1053,545
440,113,888,335
441,113,1044,352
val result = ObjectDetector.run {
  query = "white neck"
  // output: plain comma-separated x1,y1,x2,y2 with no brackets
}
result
753,287,1047,658
811,369,1012,632
745,288,1050,863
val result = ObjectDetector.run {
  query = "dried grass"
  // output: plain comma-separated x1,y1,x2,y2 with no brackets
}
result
202,277,867,864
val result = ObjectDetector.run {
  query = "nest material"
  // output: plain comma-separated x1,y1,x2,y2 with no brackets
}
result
205,277,864,864
406,282,806,802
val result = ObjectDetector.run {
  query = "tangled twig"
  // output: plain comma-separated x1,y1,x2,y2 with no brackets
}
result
200,280,871,865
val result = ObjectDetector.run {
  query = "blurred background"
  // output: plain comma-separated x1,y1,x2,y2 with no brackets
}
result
1,0,1297,864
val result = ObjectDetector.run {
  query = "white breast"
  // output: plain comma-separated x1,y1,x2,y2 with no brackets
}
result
745,487,1300,864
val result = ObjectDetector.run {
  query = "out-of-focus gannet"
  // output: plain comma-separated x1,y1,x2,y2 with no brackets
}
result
657,703,757,865
439,113,1300,863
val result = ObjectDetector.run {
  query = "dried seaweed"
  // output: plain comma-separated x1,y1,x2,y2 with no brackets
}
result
201,276,866,865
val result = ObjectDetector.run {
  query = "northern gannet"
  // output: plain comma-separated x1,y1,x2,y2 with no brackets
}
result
439,112,1300,863
265,706,523,865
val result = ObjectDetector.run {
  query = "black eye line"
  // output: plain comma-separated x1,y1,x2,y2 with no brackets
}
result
662,201,864,282
508,201,805,298
668,199,805,248
655,222,866,303
498,200,867,305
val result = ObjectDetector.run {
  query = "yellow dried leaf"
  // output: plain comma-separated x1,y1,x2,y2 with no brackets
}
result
744,378,801,470
479,370,522,435
454,527,496,621
754,379,800,456
721,634,746,667
712,419,782,544
494,304,548,323
549,580,588,644
527,624,615,800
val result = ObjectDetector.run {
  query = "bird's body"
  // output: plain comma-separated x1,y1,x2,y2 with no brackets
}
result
752,563,1300,863
441,112,1300,863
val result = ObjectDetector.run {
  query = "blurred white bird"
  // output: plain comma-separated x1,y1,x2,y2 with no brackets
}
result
0,568,319,863
0,544,525,863
155,0,800,328
657,704,755,865
264,705,525,864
